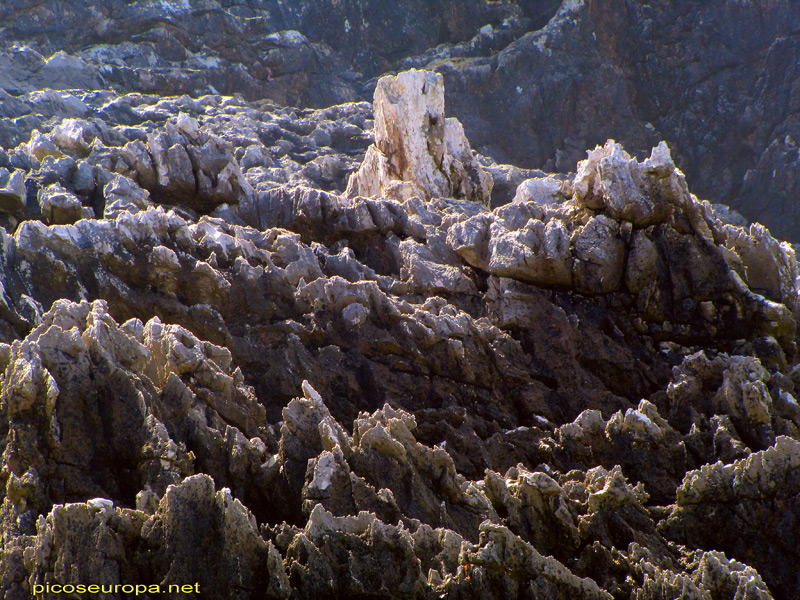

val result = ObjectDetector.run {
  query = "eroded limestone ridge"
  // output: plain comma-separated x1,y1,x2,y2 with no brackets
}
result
0,70,799,599
346,69,493,205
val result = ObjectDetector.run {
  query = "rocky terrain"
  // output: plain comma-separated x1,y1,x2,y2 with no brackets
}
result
1,2,799,600
1,0,799,240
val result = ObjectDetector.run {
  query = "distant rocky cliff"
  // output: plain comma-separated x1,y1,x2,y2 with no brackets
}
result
1,2,800,600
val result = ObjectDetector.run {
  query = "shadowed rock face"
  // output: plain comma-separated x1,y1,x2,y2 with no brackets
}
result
0,0,519,108
430,1,800,242
1,4,800,597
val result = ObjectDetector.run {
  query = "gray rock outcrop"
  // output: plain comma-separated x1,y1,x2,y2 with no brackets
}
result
346,70,492,205
1,0,799,239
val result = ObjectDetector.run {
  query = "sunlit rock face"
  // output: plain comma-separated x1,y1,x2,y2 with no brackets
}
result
2,1,800,238
346,69,492,206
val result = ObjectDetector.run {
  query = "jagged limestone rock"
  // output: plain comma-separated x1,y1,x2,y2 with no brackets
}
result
512,175,564,206
0,168,27,215
37,182,83,225
0,59,799,599
661,436,800,599
346,69,492,205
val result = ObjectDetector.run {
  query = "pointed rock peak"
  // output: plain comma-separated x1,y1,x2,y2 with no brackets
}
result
346,69,492,206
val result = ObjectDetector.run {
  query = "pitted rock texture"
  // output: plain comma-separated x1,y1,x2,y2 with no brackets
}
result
427,0,800,243
1,19,800,598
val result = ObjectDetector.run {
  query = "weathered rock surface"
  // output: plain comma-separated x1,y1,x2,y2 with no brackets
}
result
661,436,800,600
429,1,800,243
346,70,492,206
1,8,800,595
2,1,798,239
